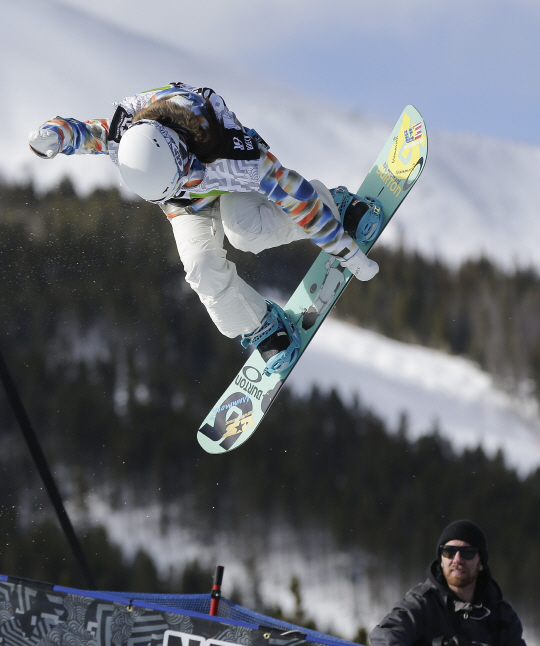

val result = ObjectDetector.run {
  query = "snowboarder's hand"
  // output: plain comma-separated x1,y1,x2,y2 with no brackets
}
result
28,128,61,159
339,247,379,281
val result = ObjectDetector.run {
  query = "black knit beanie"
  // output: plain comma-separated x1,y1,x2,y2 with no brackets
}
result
437,520,489,565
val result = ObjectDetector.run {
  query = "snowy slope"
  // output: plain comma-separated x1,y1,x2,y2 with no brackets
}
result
4,0,540,272
80,496,406,641
288,317,540,476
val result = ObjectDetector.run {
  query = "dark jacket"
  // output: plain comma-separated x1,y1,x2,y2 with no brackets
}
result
369,560,526,646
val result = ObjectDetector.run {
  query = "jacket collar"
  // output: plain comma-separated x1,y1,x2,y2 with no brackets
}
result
426,559,502,607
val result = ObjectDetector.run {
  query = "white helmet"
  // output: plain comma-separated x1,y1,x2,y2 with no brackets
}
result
118,120,188,203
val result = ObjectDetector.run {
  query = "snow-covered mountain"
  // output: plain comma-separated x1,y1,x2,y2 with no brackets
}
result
3,0,540,474
4,0,540,273
75,318,540,642
288,317,540,476
79,495,412,642
73,319,540,636
4,4,540,643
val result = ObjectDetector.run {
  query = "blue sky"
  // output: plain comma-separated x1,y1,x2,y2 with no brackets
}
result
57,0,540,145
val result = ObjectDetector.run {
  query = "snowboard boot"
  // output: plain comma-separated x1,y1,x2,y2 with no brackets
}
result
330,186,384,245
241,300,301,376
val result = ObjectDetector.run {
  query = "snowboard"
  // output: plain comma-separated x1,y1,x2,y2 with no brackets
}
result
198,105,428,454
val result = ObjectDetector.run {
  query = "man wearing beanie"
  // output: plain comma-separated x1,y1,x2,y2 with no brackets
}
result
370,520,526,646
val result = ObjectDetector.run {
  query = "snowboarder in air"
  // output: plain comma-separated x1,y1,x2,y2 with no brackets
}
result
29,82,378,375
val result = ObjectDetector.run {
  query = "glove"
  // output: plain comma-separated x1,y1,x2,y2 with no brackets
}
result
28,128,61,159
339,247,379,281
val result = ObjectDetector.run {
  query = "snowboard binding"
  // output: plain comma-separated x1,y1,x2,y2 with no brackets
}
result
330,186,384,245
241,300,301,376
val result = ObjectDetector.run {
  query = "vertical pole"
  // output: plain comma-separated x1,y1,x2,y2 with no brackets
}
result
0,348,96,590
209,565,224,616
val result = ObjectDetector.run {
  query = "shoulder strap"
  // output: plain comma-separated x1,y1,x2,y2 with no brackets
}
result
108,105,133,143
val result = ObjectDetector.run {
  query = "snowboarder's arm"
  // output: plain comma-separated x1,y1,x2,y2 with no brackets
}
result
258,151,378,280
258,150,358,258
29,117,110,158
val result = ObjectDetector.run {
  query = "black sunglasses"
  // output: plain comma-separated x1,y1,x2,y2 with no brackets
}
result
440,545,479,560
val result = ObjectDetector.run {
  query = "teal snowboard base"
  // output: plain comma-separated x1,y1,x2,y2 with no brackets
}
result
198,105,428,454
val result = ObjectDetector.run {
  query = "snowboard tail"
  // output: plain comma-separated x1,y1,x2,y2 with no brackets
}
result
198,105,428,454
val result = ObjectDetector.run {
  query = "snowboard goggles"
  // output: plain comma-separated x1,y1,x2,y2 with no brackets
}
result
439,545,479,560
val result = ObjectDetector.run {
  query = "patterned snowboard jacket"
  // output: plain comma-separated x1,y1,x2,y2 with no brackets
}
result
38,82,358,259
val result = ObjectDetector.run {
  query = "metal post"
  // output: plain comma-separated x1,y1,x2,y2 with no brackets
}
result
0,348,96,590
209,565,224,616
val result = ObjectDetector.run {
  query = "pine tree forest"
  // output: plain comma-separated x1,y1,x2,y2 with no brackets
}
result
1,181,540,633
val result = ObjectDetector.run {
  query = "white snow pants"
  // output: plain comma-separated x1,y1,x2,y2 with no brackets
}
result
165,191,309,338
